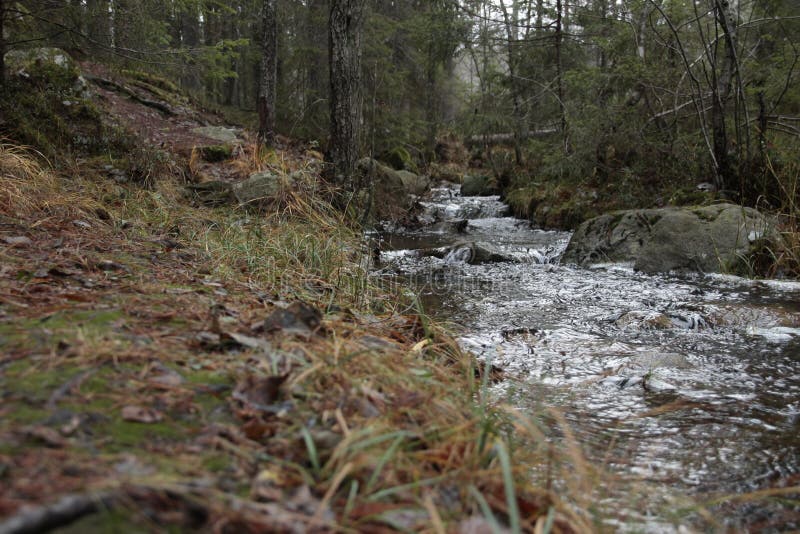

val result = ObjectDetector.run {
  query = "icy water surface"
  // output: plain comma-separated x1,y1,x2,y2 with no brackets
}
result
374,185,800,531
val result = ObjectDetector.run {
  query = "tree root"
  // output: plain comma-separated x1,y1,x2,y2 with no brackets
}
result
86,75,176,116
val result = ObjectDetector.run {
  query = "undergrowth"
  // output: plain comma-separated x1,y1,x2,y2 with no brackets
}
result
0,142,604,532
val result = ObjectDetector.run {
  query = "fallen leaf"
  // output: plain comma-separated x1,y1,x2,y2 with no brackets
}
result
225,332,272,352
95,259,130,273
263,301,323,337
148,363,185,387
242,418,277,441
121,405,164,423
410,338,431,353
251,469,285,502
234,374,288,407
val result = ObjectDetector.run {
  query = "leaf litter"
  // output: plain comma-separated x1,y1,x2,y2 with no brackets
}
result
0,138,591,532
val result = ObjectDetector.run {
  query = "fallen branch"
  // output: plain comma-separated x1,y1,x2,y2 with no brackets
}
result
464,128,558,148
0,492,116,534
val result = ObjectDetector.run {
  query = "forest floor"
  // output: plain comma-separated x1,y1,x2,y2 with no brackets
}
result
0,67,592,533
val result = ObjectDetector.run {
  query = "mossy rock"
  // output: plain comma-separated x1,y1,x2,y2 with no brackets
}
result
460,174,495,197
562,203,777,274
4,48,83,89
357,158,412,222
200,145,233,162
380,146,418,173
192,126,240,144
0,49,133,161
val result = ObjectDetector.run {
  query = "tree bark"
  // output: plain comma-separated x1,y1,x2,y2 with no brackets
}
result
257,0,277,144
328,0,365,195
86,0,111,56
0,0,6,89
499,0,526,165
711,0,738,191
555,0,569,153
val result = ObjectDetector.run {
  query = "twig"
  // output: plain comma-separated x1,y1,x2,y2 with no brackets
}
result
46,369,97,410
0,492,116,534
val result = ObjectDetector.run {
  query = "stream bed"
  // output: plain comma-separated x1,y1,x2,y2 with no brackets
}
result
373,184,800,531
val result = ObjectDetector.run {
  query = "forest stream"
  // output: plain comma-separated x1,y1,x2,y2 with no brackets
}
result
373,184,800,531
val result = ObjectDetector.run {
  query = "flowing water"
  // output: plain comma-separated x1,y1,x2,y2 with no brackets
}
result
373,184,800,531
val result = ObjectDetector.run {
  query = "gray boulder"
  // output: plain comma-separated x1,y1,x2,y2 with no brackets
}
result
357,158,413,220
561,203,774,274
233,172,284,205
396,170,431,196
423,241,516,265
191,126,241,144
4,47,89,97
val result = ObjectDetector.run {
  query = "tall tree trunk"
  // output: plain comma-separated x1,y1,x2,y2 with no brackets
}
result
328,0,365,195
258,0,277,144
0,0,6,89
86,0,111,56
711,0,738,191
499,0,526,165
555,0,568,153
424,53,437,162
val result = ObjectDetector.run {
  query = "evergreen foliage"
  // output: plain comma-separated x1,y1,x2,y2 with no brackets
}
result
0,0,797,212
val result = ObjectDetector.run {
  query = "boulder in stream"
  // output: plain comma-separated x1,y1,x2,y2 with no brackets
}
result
562,203,775,274
422,241,517,265
396,170,431,196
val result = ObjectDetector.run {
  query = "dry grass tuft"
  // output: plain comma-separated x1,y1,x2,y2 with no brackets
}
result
0,142,111,224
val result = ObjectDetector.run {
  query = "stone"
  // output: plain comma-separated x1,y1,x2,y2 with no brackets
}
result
232,172,284,206
4,48,89,97
424,241,517,265
357,158,413,221
396,170,430,196
561,203,775,274
191,126,240,144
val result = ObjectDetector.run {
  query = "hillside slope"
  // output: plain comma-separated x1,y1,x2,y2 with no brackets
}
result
0,57,587,532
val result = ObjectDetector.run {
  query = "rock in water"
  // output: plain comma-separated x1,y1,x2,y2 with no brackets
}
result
561,204,775,274
431,241,517,265
396,170,430,196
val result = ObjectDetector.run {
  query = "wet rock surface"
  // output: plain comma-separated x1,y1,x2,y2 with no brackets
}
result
562,204,775,274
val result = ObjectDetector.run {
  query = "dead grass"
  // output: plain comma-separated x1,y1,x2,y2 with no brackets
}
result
0,142,600,532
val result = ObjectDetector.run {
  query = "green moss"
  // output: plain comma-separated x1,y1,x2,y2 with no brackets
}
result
202,452,232,473
380,146,418,173
200,145,233,163
121,69,181,95
1,404,51,425
51,508,153,534
101,417,189,451
1,362,71,401
0,80,133,162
